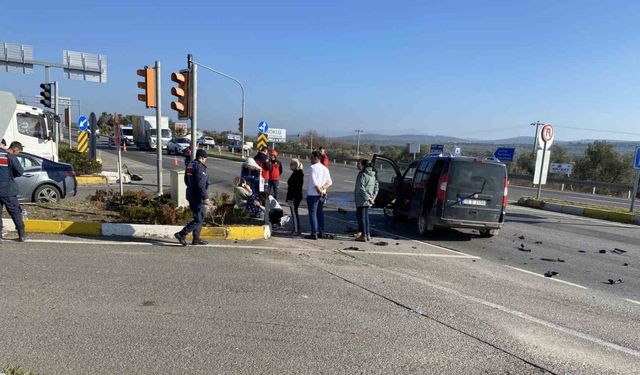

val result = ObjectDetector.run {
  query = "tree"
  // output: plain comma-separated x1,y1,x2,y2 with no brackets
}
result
573,141,633,183
549,145,571,164
512,152,535,175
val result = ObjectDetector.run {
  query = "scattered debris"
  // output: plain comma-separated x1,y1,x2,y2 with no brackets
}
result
337,208,348,214
411,246,417,249
599,249,607,254
142,300,156,307
544,271,559,278
520,243,525,248
535,241,543,245
518,235,525,240
540,258,557,262
472,260,477,262
607,279,624,285
557,258,566,263
578,250,586,253
373,241,389,246
395,242,400,245
343,246,363,251
612,248,627,255
623,263,629,266
322,233,336,239
517,246,532,252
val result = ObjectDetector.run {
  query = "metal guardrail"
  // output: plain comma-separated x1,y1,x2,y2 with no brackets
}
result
509,174,634,191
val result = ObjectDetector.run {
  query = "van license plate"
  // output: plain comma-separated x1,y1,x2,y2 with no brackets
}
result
461,199,487,206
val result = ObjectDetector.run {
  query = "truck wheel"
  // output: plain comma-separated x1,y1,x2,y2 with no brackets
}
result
417,212,434,236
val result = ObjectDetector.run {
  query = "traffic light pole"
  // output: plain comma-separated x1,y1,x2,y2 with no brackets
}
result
191,63,198,161
54,81,59,160
155,61,163,195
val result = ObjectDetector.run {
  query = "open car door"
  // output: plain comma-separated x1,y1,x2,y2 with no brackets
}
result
371,154,402,209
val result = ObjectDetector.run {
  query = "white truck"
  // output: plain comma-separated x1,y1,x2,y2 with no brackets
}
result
0,91,58,161
131,115,172,151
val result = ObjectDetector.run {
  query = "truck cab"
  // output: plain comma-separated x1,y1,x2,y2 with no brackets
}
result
0,91,58,161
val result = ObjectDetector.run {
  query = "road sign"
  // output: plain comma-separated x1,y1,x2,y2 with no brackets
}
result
550,163,573,175
267,128,286,143
533,149,551,186
454,146,462,156
257,121,269,134
77,131,89,153
493,147,515,162
0,42,34,74
78,115,88,131
256,133,269,149
634,146,640,170
63,50,108,83
430,144,444,154
538,123,554,149
409,144,420,154
227,134,242,141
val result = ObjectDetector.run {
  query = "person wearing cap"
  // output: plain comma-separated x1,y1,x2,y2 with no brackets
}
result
175,149,210,246
268,150,283,200
0,141,27,242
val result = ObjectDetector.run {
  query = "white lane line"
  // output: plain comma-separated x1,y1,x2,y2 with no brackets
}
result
324,214,478,259
378,267,640,358
26,239,284,251
624,298,640,306
341,250,480,258
28,239,153,246
505,266,588,290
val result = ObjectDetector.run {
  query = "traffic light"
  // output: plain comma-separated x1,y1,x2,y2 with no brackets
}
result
170,69,191,120
136,67,156,108
238,117,244,133
39,83,52,108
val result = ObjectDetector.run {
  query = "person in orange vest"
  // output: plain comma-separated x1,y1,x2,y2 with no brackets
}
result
319,146,330,168
268,150,283,200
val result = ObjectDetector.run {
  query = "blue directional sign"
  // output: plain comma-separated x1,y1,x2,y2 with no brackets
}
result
430,144,444,154
494,147,516,162
78,115,89,131
257,121,269,134
634,146,640,170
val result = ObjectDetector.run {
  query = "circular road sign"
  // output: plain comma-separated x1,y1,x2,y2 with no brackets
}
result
541,124,554,143
257,121,269,134
78,115,89,131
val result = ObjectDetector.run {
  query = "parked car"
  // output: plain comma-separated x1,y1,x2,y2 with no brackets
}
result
14,152,77,202
167,137,191,155
198,136,216,147
372,154,508,237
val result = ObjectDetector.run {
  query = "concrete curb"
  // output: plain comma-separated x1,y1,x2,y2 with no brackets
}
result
2,219,270,241
517,197,638,225
76,175,108,185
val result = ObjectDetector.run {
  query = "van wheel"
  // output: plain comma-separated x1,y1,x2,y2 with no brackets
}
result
417,213,434,236
479,229,499,238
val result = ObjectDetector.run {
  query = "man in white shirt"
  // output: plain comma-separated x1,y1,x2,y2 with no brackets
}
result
305,151,332,240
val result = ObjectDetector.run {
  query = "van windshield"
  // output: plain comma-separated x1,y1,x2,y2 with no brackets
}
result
122,128,133,136
448,160,505,193
148,129,171,138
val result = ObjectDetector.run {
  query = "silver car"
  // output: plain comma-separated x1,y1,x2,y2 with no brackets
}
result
14,152,78,202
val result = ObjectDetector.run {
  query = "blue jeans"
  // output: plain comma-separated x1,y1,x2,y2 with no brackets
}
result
306,195,325,235
356,206,370,236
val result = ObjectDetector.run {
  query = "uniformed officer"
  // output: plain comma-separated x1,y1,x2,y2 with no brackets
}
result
0,141,26,242
175,149,210,246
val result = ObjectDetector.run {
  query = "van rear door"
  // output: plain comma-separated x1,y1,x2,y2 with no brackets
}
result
443,159,506,223
371,154,402,209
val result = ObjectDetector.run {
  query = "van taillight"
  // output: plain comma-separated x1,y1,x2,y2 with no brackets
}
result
502,178,509,208
437,172,448,201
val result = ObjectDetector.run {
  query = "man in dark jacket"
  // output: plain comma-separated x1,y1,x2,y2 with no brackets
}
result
175,149,210,246
0,141,26,241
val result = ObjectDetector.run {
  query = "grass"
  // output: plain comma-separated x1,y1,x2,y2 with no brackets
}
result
1,367,39,375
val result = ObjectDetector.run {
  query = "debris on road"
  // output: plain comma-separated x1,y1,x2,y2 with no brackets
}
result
518,235,525,240
396,243,400,245
557,258,566,263
612,248,627,255
535,241,543,245
578,250,586,253
343,246,363,251
517,244,532,252
544,271,559,278
540,258,557,262
607,278,624,285
373,241,389,246
623,263,629,266
599,249,607,254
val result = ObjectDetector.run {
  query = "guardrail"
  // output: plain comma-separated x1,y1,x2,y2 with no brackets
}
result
509,174,638,198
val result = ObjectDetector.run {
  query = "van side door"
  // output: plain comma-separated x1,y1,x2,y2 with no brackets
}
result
371,154,402,209
407,158,434,218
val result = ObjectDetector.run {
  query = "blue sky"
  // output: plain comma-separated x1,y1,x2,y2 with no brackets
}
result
2,0,640,141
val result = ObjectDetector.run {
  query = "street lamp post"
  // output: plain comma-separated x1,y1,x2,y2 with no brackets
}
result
355,129,363,158
190,59,245,156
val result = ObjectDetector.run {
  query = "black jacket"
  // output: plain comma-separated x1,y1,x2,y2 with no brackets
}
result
286,169,304,202
0,149,23,197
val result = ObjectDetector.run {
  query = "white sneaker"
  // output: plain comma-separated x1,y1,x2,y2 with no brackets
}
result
280,215,291,226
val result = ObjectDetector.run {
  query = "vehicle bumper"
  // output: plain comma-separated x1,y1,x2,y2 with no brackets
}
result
433,217,504,230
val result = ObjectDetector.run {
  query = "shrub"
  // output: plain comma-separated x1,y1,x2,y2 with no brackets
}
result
59,143,102,175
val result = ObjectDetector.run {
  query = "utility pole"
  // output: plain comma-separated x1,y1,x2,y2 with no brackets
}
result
355,129,363,158
155,61,163,195
531,121,543,153
191,61,198,161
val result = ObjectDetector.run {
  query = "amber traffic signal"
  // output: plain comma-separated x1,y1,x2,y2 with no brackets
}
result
170,69,191,120
136,67,156,108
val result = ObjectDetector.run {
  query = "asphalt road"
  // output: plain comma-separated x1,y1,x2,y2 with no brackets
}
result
0,229,638,374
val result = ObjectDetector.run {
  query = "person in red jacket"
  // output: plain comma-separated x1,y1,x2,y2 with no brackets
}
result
268,150,283,200
319,146,330,168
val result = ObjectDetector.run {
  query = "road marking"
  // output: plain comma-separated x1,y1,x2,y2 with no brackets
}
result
377,267,640,358
505,266,588,290
511,186,631,204
624,298,640,306
340,250,480,258
26,239,284,251
323,214,478,259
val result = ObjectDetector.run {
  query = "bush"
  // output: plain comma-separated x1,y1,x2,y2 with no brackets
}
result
89,189,191,225
59,143,102,175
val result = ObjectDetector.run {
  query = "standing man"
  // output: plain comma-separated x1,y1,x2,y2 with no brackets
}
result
305,151,332,240
268,150,283,200
175,149,210,246
319,146,330,168
254,147,271,201
0,141,26,242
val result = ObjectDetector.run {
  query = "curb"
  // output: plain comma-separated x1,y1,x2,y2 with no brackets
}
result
2,219,270,241
517,197,638,225
76,175,108,185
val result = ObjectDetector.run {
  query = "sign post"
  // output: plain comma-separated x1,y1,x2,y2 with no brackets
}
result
409,143,420,160
536,124,554,199
630,146,640,212
429,144,444,155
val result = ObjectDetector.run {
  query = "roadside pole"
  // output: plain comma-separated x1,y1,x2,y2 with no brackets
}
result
155,61,163,195
191,62,198,161
630,170,639,212
115,114,124,201
536,141,547,199
54,81,59,159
